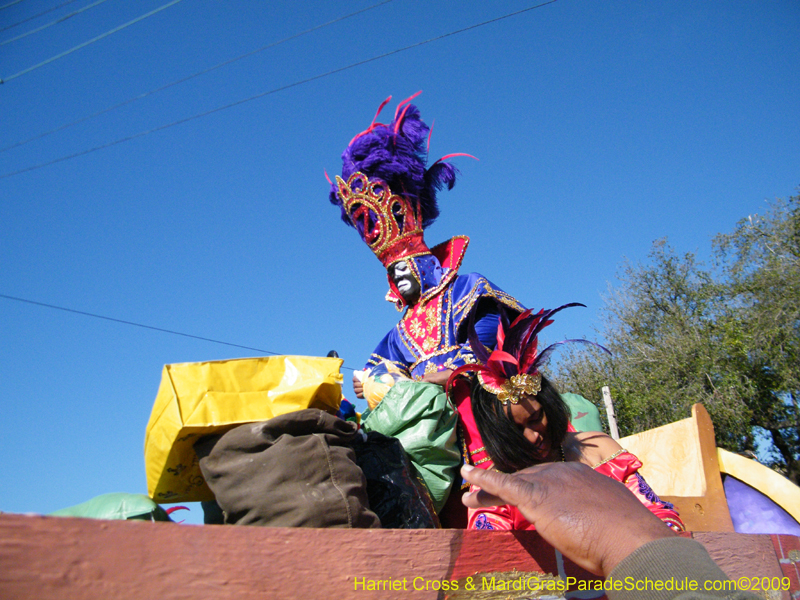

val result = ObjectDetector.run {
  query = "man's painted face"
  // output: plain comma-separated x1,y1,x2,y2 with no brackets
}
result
390,260,421,304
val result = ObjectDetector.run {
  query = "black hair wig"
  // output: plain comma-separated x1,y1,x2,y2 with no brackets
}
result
470,374,571,473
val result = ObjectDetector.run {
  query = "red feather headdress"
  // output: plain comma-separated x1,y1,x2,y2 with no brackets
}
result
446,303,608,405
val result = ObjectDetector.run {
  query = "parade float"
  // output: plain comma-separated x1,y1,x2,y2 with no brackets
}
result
2,354,800,600
3,96,798,599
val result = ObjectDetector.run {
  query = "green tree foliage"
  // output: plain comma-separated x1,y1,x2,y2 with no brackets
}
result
555,194,800,484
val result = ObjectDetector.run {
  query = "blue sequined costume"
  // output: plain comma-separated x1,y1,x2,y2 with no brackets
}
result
365,237,524,378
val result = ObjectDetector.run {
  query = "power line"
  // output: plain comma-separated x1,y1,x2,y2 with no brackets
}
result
0,0,112,47
0,0,183,83
0,0,393,153
0,0,559,179
0,0,79,32
0,293,356,370
0,0,29,11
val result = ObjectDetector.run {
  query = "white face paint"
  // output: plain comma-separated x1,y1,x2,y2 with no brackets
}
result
390,260,421,303
392,261,414,294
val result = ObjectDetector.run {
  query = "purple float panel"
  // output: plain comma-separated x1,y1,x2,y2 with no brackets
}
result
724,474,800,535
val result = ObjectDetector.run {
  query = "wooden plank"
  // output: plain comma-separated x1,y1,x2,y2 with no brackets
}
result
691,404,734,532
695,532,791,600
661,495,733,534
1,513,796,600
0,513,599,600
620,416,704,497
620,404,734,532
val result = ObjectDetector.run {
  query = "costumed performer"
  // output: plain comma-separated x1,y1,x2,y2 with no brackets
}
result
446,303,685,532
327,92,525,392
326,93,525,515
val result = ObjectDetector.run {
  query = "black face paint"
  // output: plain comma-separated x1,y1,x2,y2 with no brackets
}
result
390,260,421,304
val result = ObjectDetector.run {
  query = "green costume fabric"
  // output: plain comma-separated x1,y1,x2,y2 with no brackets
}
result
361,381,460,513
49,492,173,521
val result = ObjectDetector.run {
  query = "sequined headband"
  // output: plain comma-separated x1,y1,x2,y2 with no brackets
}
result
478,372,543,406
447,303,608,407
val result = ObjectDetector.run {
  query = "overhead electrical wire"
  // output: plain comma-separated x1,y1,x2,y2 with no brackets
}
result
0,0,79,32
0,0,183,83
0,293,361,367
0,0,394,153
0,0,559,180
0,0,29,11
0,293,356,369
1,0,112,47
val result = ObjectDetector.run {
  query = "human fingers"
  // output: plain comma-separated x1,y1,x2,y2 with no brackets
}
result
420,369,452,387
351,374,365,398
460,464,543,509
461,485,504,509
462,462,675,576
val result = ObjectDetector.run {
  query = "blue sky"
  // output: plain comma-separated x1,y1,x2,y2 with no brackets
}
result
1,0,798,523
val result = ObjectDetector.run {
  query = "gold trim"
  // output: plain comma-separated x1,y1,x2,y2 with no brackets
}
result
496,373,542,405
592,448,627,469
417,236,469,306
384,236,469,308
453,280,525,323
399,293,443,357
442,285,455,346
335,172,425,263
366,355,411,378
408,344,461,373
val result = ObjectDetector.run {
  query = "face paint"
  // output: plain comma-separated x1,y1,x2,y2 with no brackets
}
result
390,260,421,303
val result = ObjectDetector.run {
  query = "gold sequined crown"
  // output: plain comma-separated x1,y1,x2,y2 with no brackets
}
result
335,171,430,267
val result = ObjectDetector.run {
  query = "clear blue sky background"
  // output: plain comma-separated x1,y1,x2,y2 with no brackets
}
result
1,0,798,524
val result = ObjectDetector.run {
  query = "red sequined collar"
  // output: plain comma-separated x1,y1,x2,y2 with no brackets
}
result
385,235,470,309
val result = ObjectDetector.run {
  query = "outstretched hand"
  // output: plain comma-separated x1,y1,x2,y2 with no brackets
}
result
460,462,676,576
352,373,365,399
419,369,453,387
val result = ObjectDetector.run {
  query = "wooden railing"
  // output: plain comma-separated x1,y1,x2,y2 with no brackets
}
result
1,512,798,599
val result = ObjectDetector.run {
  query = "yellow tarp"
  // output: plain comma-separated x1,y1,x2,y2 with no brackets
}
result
144,355,343,503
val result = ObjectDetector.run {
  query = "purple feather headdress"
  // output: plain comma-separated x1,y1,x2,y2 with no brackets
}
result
327,93,474,267
447,303,610,405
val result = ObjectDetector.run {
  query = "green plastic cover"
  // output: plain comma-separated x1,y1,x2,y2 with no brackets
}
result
49,492,173,521
361,381,460,513
561,392,604,433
